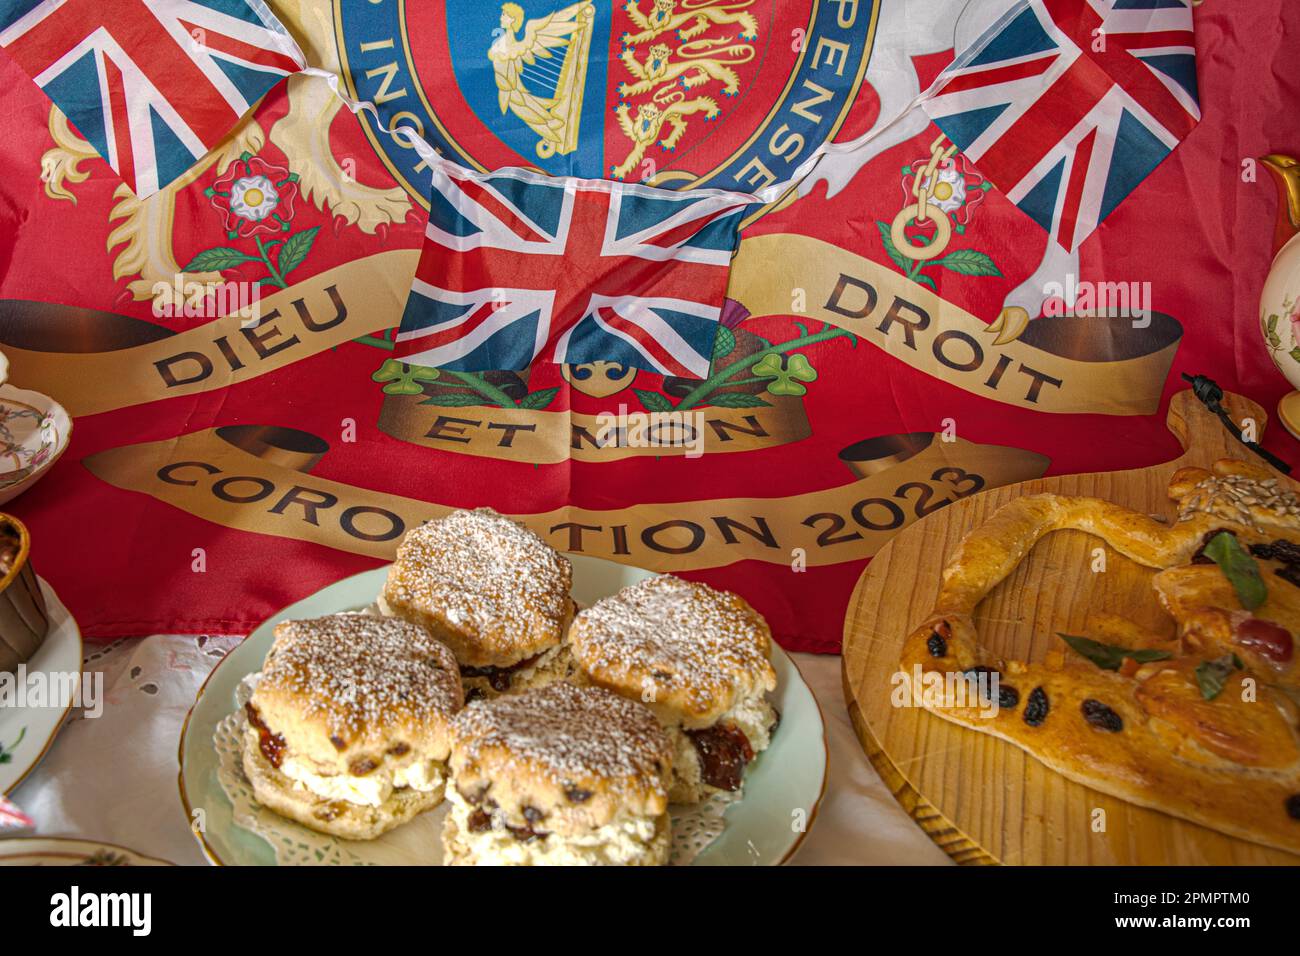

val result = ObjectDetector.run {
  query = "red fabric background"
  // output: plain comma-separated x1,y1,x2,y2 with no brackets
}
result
0,3,1297,653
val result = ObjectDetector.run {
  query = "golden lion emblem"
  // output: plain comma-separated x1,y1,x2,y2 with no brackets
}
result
612,0,757,181
621,0,758,46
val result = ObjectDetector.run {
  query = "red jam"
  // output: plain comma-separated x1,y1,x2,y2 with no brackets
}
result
460,653,542,692
686,723,754,791
245,703,287,768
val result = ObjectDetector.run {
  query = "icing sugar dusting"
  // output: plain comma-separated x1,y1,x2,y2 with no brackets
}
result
260,615,461,736
453,683,670,792
386,508,570,637
571,575,773,712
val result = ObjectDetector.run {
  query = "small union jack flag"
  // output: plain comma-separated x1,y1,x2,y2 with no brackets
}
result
923,0,1199,253
0,0,304,197
394,163,751,378
0,795,33,833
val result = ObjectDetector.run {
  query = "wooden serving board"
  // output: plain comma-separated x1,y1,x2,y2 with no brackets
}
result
842,389,1300,866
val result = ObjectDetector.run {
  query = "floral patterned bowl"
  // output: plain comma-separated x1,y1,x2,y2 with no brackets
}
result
0,385,71,507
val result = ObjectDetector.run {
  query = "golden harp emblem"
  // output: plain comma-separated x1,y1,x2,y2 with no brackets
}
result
489,2,596,159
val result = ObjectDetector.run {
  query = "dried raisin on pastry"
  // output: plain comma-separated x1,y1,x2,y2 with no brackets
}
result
1287,795,1300,821
1081,698,1124,733
348,756,378,776
998,685,1020,710
927,621,952,657
1250,540,1300,564
1023,687,1049,726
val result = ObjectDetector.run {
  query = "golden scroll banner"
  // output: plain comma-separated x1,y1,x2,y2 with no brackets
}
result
0,250,418,417
730,235,1182,416
376,391,811,463
83,425,1049,571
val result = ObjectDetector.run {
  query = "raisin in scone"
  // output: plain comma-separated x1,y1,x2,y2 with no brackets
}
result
379,508,574,700
443,683,673,865
569,575,778,803
903,458,1300,855
243,614,462,840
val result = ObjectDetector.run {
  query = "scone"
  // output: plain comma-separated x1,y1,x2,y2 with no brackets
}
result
242,614,463,840
569,575,778,803
380,508,574,700
443,682,673,865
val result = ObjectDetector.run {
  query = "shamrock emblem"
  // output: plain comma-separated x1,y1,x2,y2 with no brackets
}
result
753,352,818,397
372,359,441,395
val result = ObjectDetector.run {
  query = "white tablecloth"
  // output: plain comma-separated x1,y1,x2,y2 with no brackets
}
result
10,636,950,866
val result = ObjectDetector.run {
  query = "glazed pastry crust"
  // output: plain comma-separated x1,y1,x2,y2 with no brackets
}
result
902,458,1300,855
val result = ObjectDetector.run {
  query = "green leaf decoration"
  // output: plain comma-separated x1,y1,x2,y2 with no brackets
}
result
784,353,818,382
1289,346,1300,364
420,393,491,407
753,353,783,379
913,273,937,290
711,325,736,362
933,249,1002,277
182,247,257,272
875,220,913,273
635,389,675,413
1201,531,1267,610
276,226,320,278
371,358,405,383
707,392,772,408
1268,313,1279,335
517,387,559,410
1195,654,1242,701
1058,633,1173,671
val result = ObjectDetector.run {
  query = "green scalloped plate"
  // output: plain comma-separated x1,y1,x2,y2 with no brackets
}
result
178,556,827,865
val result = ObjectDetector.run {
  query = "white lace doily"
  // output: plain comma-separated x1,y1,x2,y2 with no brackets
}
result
215,676,735,865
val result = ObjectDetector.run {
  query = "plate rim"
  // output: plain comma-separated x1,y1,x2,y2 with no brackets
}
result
0,836,176,866
178,561,828,866
2,577,83,796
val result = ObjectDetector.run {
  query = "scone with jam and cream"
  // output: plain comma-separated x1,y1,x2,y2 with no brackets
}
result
380,508,574,700
569,575,778,803
443,682,673,865
242,614,462,839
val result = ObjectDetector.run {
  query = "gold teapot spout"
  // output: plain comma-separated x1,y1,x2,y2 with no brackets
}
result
1262,154,1300,255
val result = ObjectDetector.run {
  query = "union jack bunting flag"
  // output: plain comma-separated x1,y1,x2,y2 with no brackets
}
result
0,795,32,833
394,163,751,378
0,0,304,197
923,0,1199,252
